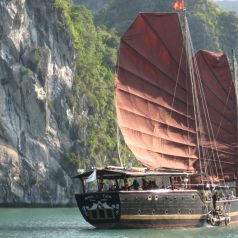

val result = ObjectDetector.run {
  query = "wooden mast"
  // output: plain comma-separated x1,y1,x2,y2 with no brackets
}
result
232,49,238,197
232,50,237,86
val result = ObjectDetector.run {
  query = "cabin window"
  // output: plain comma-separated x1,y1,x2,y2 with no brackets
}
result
88,209,115,220
99,210,106,218
84,180,98,193
91,210,97,219
106,209,114,218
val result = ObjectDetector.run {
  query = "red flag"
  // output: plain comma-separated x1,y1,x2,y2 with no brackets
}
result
172,0,184,11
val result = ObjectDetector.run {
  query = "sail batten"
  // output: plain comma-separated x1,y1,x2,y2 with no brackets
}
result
118,107,196,134
117,66,190,107
128,146,196,171
118,115,236,148
121,124,236,155
120,126,197,147
197,55,235,111
117,84,235,133
140,14,187,74
120,40,188,93
200,51,235,98
116,87,194,120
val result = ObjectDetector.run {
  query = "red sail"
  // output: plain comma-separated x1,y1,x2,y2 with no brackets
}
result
115,13,197,171
115,13,238,176
194,50,238,179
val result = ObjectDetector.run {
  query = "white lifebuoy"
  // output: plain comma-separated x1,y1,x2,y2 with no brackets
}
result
225,217,231,226
210,217,216,226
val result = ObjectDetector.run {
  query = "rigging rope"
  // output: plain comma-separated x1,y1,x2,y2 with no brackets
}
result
183,11,228,193
183,12,204,184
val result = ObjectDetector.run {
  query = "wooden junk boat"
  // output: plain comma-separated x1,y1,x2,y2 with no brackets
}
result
74,3,238,229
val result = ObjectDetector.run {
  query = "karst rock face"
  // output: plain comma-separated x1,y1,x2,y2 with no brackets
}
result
0,0,80,206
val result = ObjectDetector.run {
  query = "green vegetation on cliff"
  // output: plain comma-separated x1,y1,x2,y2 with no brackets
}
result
54,0,133,169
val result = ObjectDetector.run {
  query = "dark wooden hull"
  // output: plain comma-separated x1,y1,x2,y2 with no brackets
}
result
75,190,238,228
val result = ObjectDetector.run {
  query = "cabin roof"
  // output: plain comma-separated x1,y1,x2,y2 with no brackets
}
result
73,166,198,180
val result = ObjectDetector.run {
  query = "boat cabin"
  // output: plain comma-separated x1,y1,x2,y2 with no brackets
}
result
74,167,238,228
73,166,201,194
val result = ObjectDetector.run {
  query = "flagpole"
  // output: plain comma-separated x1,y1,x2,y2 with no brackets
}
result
182,0,187,47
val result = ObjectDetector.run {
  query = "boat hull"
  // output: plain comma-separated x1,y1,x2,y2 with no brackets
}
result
75,190,238,228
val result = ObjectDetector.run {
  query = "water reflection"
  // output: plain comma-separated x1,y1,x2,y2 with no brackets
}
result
0,208,237,238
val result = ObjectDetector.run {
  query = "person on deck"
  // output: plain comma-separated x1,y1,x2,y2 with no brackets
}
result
212,192,218,210
130,179,140,190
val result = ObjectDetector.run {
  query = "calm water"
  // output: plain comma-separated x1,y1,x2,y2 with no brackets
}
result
0,208,238,238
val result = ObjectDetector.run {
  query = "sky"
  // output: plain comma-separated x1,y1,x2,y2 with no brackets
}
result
213,0,238,2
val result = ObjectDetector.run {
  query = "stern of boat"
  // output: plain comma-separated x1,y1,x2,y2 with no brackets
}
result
75,192,121,228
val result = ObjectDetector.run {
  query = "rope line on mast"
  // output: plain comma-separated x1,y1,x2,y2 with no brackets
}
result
187,27,221,187
192,46,228,191
184,11,203,184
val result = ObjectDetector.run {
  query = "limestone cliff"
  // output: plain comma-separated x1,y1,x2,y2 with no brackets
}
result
0,0,78,205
